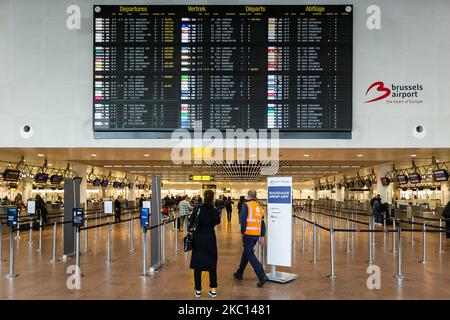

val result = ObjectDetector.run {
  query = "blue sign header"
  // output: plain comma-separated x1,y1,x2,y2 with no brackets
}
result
268,186,291,204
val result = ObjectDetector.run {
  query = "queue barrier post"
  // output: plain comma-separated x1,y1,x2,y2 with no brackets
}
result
61,214,64,244
367,217,374,265
292,215,296,251
105,218,112,264
83,218,88,254
394,226,405,280
311,221,318,263
5,226,17,278
352,212,356,238
419,222,428,264
94,212,98,241
410,215,415,246
345,216,351,253
326,228,337,279
50,222,57,263
0,221,3,262
75,226,81,277
129,212,135,253
161,220,166,264
37,217,43,252
392,218,397,254
174,214,179,253
15,210,21,240
436,219,444,254
301,217,305,256
371,216,376,248
28,217,33,245
141,228,149,278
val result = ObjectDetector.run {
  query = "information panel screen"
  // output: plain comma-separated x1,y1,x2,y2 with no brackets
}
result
93,5,353,138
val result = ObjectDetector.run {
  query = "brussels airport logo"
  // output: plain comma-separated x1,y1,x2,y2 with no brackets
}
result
171,121,279,176
365,81,424,104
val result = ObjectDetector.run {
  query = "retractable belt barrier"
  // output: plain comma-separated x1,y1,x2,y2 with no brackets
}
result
293,204,446,281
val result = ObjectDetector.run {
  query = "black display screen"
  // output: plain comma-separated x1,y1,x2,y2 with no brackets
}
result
409,173,421,184
50,175,63,184
3,169,21,182
35,173,49,183
397,175,408,184
433,169,449,182
380,177,390,186
93,5,353,139
356,180,364,188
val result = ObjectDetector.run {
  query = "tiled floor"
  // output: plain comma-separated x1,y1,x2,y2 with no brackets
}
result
0,210,449,300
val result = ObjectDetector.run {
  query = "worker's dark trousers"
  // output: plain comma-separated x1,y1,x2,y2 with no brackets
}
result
236,235,265,281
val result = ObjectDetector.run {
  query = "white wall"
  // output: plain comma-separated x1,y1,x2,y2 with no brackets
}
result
1,0,449,148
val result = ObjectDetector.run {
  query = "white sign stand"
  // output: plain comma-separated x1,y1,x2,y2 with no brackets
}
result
266,176,298,283
143,201,151,210
27,201,36,214
104,200,113,215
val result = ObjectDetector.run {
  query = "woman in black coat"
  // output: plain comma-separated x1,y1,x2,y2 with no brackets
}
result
188,190,221,298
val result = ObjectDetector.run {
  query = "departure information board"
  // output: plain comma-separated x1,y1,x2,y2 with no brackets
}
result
93,5,353,139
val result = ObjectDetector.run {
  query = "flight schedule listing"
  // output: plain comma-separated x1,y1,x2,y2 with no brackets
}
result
93,5,353,134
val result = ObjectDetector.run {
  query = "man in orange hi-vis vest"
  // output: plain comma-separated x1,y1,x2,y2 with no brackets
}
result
234,190,268,287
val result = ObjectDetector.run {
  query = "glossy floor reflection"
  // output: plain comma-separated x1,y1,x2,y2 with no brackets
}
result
0,211,449,300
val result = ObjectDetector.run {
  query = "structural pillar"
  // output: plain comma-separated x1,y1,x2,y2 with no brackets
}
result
71,163,87,209
374,163,393,204
129,176,137,207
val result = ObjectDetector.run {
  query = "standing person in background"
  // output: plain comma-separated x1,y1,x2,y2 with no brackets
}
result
35,194,48,226
189,190,221,298
225,196,234,222
214,195,225,218
114,195,122,222
139,194,145,208
237,196,246,224
178,195,192,232
14,193,24,209
306,195,312,212
234,190,268,287
443,199,450,239
372,194,385,226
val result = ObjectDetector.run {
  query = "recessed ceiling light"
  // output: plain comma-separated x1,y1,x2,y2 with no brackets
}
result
304,154,310,157
250,154,256,157
411,154,417,157
37,154,44,157
48,163,53,166
357,154,363,157
90,154,97,157
436,160,440,163
144,154,150,157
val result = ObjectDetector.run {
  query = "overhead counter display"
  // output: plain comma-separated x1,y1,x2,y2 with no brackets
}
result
93,5,353,139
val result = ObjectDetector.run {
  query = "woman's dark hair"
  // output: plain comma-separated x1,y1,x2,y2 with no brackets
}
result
239,195,245,202
203,190,215,206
